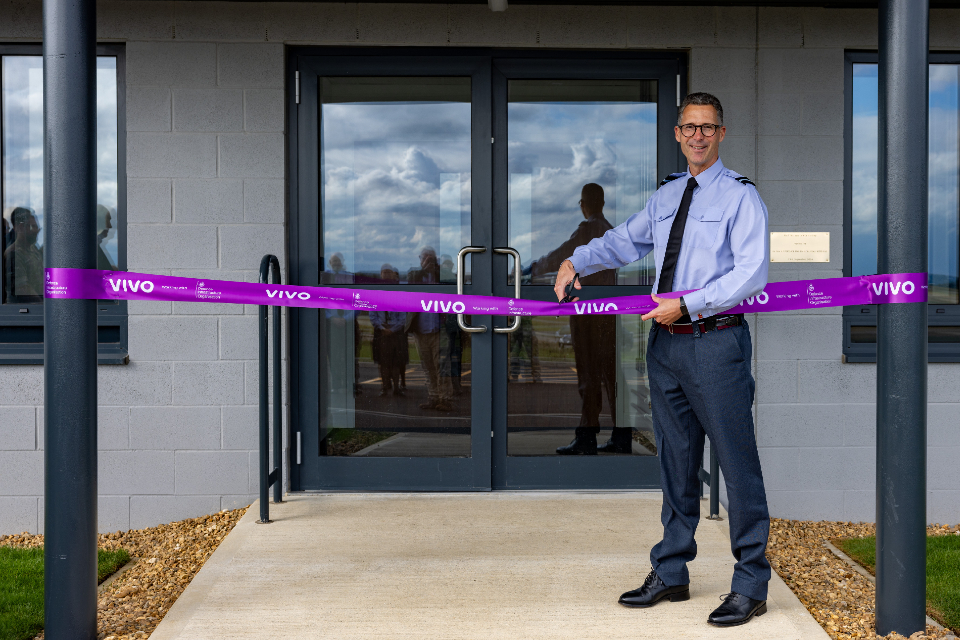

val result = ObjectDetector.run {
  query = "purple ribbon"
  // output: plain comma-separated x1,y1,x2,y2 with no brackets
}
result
43,268,928,317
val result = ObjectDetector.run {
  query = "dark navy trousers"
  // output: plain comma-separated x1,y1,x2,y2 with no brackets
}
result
646,321,771,601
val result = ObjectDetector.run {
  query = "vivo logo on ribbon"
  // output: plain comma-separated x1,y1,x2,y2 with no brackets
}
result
109,278,154,294
744,292,769,306
421,300,467,314
872,281,916,296
574,302,618,314
266,290,310,300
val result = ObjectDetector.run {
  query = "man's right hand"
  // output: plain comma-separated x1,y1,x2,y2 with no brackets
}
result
553,259,581,302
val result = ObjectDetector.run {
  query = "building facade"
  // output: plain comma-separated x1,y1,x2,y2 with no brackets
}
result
0,0,958,533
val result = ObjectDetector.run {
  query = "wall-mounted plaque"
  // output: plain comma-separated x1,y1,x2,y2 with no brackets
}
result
770,232,830,263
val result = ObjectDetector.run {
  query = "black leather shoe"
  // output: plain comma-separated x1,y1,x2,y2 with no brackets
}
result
619,569,690,608
707,592,767,627
556,434,597,455
597,438,632,454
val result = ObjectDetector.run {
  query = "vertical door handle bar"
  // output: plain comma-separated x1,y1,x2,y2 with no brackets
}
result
457,246,487,333
493,247,521,334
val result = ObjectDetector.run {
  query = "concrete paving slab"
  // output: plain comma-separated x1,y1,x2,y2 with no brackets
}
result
151,493,829,640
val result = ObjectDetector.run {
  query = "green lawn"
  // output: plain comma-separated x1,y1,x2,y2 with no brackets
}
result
0,547,131,640
835,535,960,632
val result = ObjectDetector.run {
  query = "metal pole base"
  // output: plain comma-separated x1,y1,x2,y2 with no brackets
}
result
706,515,724,521
256,519,273,525
272,500,285,504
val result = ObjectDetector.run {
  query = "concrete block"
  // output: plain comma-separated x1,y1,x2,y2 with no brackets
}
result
98,406,130,450
0,498,38,535
843,490,875,523
218,43,284,88
758,181,800,226
173,361,245,406
176,451,249,495
129,300,173,315
627,6,713,48
0,366,44,405
357,3,450,45
244,89,284,133
757,447,799,491
448,4,538,46
219,134,284,179
129,406,221,450
800,92,843,137
98,1,173,40
0,452,43,496
840,446,875,491
715,7,757,47
130,495,221,529
930,9,960,49
766,489,845,521
99,361,173,406
244,357,289,406
128,179,172,224
839,404,877,446
758,93,800,136
128,133,217,179
928,403,960,447
99,450,175,495
539,5,629,47
799,360,876,404
801,8,877,49
758,8,803,48
127,86,171,132
248,450,259,492
756,360,797,403
265,2,358,43
794,446,848,490
127,42,217,87
0,407,36,450
756,404,844,448
173,1,265,42
928,447,960,491
128,316,219,361
928,364,960,403
98,496,131,533
244,179,285,223
756,314,841,361
717,136,755,180
222,405,259,450
714,91,757,138
1,0,42,38
219,224,285,270
798,181,843,226
690,48,756,94
219,315,260,360
928,491,960,526
759,48,844,94
221,495,255,511
174,179,243,224
758,136,843,181
173,89,243,133
127,223,218,270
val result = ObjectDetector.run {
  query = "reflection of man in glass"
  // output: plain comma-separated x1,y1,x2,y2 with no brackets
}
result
406,246,453,411
529,184,628,454
3,207,44,304
326,252,361,396
97,205,118,271
370,264,407,397
509,316,541,382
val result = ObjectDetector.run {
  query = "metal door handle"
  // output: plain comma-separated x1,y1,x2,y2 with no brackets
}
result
494,247,521,334
457,246,487,333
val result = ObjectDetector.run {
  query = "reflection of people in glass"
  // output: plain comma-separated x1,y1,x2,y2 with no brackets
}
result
325,252,361,396
509,316,541,382
3,207,44,304
439,254,455,283
97,205,118,271
406,246,453,411
529,184,629,454
370,264,407,397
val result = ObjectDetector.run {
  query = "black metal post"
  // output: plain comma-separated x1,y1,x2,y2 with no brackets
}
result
43,0,99,634
876,0,929,635
258,255,282,522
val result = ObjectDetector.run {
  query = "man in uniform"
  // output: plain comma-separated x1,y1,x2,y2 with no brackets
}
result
553,92,771,627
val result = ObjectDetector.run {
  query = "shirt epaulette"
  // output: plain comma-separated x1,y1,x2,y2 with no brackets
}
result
658,173,686,188
724,170,756,188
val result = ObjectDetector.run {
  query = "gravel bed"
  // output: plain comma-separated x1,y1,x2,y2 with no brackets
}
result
0,506,246,640
768,518,960,640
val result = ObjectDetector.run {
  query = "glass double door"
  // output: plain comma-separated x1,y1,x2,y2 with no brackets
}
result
291,52,685,490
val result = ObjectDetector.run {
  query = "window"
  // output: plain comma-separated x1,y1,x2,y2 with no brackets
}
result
0,44,126,364
844,52,960,362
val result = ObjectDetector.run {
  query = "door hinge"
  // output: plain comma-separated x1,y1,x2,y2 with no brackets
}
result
676,74,681,107
295,71,300,104
491,430,494,438
491,137,494,144
296,431,301,464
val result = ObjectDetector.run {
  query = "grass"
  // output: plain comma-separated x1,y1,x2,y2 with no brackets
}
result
0,547,131,640
835,534,960,632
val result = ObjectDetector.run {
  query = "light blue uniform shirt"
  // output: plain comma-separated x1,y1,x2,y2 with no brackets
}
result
567,158,769,320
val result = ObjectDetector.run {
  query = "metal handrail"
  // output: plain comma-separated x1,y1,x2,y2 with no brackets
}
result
698,443,722,521
257,254,283,524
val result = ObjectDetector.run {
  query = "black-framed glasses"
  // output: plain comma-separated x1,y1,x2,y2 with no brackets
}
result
679,123,719,138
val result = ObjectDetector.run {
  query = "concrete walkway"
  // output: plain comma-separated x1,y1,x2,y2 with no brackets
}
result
151,493,828,640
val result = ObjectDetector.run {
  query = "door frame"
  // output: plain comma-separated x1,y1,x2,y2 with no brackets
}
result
287,47,687,491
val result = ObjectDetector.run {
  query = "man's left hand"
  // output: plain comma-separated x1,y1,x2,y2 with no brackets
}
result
641,294,684,325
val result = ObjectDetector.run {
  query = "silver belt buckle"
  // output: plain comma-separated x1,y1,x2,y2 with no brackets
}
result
668,323,674,335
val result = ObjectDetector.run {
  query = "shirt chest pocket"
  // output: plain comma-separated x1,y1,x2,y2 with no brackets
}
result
685,206,724,249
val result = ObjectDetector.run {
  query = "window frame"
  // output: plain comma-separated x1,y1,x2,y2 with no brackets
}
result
0,42,127,365
843,50,960,363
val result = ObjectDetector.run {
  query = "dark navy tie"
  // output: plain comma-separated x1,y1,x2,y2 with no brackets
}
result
657,176,698,294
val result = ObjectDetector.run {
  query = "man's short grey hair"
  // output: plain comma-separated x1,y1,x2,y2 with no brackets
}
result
677,92,724,126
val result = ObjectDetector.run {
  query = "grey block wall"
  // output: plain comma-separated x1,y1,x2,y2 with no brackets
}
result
0,1,958,533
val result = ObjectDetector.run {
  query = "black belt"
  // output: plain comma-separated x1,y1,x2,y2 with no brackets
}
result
658,314,743,335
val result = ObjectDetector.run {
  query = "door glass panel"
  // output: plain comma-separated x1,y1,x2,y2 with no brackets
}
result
319,77,472,285
507,79,658,286
318,77,473,457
